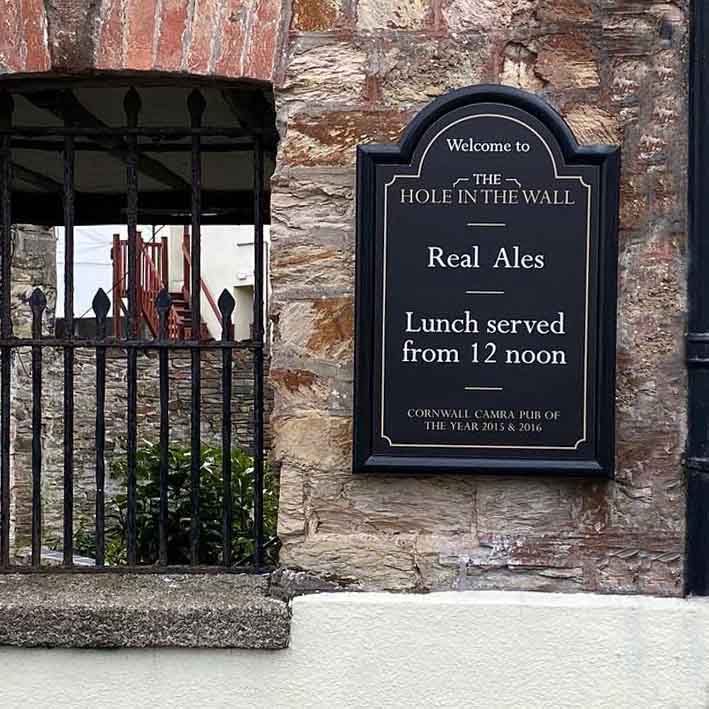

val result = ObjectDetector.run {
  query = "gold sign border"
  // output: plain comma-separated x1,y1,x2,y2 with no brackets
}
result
379,112,592,451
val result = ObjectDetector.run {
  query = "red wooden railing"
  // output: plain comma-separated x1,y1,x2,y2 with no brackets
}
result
181,227,225,334
111,231,225,340
111,234,179,338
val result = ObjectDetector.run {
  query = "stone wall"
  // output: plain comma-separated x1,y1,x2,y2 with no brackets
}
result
7,225,57,551
12,348,263,552
0,0,691,593
270,0,689,593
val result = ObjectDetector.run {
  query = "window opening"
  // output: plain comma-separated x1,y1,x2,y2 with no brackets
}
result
0,81,277,571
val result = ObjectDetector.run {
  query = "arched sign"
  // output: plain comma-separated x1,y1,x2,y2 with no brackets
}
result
353,85,620,477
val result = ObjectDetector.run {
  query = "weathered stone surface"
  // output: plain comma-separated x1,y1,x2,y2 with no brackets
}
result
535,0,593,25
281,38,369,109
330,475,476,535
0,574,290,649
476,479,606,536
377,35,493,106
273,413,351,471
186,0,224,73
500,42,546,91
280,531,420,589
271,367,339,413
291,0,347,31
276,461,308,538
535,34,600,89
281,110,413,166
269,566,346,599
563,104,622,145
441,0,537,34
11,346,271,552
357,0,431,31
0,0,692,598
152,0,191,70
271,0,689,595
275,297,353,368
270,169,355,291
242,0,283,83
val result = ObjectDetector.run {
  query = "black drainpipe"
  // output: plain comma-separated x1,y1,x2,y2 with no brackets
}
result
686,0,709,595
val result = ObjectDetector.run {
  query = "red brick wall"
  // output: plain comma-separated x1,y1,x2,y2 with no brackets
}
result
0,0,283,80
0,0,50,73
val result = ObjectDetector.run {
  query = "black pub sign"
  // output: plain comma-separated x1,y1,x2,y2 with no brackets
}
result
353,85,620,477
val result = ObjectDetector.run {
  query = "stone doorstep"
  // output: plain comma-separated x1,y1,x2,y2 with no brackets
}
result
0,573,290,650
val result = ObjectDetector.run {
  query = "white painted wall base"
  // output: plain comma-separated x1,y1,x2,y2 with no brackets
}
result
3,591,709,708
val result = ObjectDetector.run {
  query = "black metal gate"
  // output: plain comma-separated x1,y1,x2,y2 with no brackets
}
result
0,85,271,571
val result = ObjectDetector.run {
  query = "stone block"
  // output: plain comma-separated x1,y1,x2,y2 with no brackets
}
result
275,297,353,366
476,478,608,536
535,0,593,25
357,0,431,31
0,574,290,649
273,412,352,471
243,0,283,81
277,461,308,538
269,169,355,303
279,531,419,590
336,475,477,535
125,0,160,70
271,367,352,416
186,0,224,72
291,0,346,31
412,532,482,590
615,226,686,435
500,42,546,91
595,544,682,595
535,34,600,89
280,38,369,107
563,104,621,145
378,35,492,106
281,110,412,166
94,0,127,69
442,0,514,34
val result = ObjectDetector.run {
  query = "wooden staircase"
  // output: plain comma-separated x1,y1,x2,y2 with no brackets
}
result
111,229,224,340
167,289,210,340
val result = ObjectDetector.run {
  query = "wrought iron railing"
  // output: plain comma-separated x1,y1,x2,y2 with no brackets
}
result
0,86,270,571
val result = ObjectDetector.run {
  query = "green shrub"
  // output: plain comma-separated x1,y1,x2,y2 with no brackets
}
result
75,443,278,566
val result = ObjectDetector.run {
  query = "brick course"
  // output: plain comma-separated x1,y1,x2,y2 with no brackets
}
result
0,0,284,80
